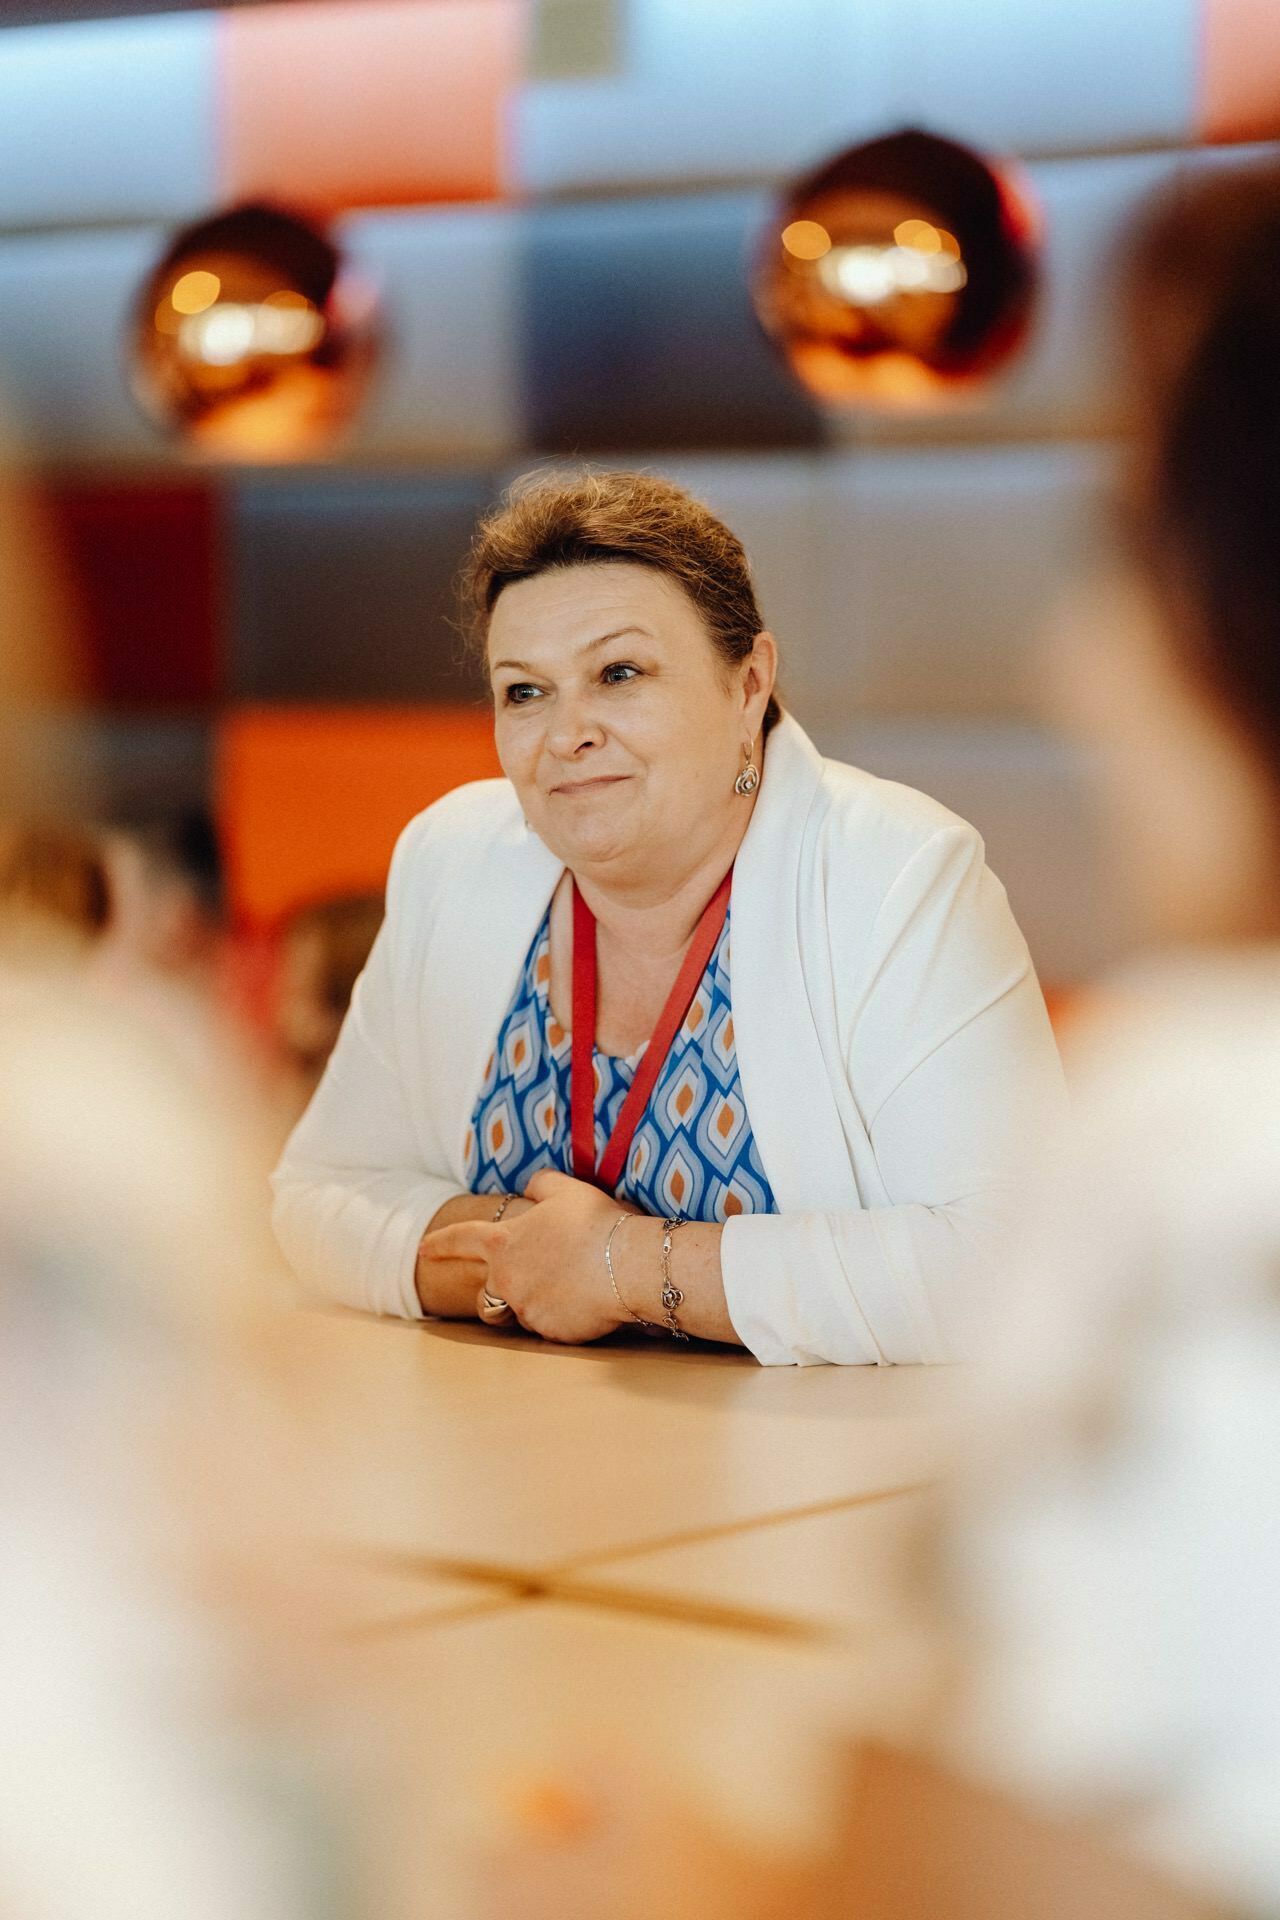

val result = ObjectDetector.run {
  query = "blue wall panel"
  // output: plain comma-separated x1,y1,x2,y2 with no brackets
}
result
0,13,216,230
522,193,824,453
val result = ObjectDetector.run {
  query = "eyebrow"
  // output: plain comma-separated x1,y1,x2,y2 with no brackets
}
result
490,626,652,674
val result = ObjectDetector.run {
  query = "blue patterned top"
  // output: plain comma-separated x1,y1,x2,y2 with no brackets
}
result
464,905,777,1221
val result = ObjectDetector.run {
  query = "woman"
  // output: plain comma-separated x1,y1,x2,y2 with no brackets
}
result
271,470,1065,1365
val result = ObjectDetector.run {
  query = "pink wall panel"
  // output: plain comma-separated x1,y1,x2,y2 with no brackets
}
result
218,0,525,214
1201,0,1280,141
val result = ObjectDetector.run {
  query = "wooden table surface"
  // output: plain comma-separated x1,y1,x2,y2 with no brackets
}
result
276,1309,956,1918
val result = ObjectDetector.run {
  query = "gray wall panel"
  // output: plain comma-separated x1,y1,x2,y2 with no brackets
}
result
522,193,825,453
0,227,166,461
230,472,494,702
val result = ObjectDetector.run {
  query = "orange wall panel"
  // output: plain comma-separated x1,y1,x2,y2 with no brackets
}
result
1200,0,1280,142
216,704,502,925
218,0,524,213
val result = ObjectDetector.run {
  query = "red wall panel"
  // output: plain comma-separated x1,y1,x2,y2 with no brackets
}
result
46,482,221,708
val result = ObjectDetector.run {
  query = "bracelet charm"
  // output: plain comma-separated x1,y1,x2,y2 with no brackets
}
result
659,1216,689,1340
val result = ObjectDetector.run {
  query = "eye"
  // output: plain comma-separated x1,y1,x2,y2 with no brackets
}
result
601,661,640,686
501,682,542,706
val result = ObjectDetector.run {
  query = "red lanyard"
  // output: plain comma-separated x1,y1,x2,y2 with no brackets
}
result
570,868,733,1193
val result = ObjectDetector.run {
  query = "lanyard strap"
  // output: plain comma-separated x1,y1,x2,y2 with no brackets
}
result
570,868,733,1193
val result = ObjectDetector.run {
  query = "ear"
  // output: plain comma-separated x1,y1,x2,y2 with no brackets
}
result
741,630,779,736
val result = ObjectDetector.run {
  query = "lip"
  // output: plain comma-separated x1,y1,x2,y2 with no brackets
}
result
549,775,631,795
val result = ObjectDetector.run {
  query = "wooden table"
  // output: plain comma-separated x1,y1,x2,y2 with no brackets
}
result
275,1310,956,1919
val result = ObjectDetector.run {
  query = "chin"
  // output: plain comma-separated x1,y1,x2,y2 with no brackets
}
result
543,815,638,870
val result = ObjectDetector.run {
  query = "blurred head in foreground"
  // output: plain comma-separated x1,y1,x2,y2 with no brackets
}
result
1061,158,1280,943
945,158,1280,1919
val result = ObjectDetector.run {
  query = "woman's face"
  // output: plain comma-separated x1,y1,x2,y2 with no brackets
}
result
487,562,775,881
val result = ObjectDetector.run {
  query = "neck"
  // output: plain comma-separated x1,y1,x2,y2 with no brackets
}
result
573,793,757,960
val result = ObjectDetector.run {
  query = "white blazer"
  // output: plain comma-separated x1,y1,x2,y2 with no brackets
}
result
271,714,1066,1365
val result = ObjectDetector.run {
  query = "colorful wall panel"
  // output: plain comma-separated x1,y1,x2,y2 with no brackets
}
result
48,479,221,706
229,472,490,701
0,227,165,459
343,206,522,461
521,193,824,452
654,445,1116,727
215,703,501,924
821,716,1126,982
1200,0,1280,143
219,0,524,212
0,13,215,229
516,0,1201,200
857,0,1198,160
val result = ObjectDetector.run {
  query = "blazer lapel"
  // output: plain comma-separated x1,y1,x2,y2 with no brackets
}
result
421,793,563,1184
730,715,858,1211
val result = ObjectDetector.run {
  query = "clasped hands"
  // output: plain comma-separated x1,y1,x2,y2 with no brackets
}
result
419,1168,640,1343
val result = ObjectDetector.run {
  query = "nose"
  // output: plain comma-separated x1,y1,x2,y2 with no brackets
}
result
545,686,605,761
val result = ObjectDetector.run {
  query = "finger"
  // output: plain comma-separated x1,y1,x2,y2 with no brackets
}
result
523,1168,579,1203
421,1222,500,1263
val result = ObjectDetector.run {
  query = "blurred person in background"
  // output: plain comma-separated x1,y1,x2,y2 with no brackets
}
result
476,158,1280,1920
0,815,109,961
92,800,286,1129
274,892,384,1119
99,803,226,990
274,469,1064,1362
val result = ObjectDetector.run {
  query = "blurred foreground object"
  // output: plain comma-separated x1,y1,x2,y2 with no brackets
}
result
943,154,1280,1917
753,128,1038,411
128,202,379,461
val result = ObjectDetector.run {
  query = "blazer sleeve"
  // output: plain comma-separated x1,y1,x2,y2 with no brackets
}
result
270,815,465,1318
720,825,1069,1367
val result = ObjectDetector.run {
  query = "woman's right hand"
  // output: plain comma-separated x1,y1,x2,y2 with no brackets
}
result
414,1194,535,1317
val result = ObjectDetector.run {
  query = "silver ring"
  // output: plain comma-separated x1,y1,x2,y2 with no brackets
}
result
478,1288,515,1326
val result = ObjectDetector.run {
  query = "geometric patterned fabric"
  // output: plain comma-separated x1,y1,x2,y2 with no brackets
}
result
465,903,777,1221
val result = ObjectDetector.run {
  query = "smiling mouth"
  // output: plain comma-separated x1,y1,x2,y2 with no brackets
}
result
550,776,631,795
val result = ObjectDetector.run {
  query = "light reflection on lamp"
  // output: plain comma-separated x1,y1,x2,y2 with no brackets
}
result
128,204,379,462
752,129,1039,411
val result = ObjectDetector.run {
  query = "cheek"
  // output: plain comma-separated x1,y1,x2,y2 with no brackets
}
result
492,711,538,784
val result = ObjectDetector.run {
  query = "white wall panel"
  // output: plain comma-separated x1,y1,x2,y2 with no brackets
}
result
813,717,1128,983
0,14,216,231
813,443,1118,719
517,0,1199,199
342,206,522,463
547,445,1115,726
517,0,856,196
0,229,164,460
823,0,1198,159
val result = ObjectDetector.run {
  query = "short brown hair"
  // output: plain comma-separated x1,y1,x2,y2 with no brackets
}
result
459,468,781,734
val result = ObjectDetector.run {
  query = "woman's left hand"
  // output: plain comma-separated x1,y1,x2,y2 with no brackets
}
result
418,1168,634,1344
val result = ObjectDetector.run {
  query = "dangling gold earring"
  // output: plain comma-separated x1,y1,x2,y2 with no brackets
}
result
734,740,760,797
